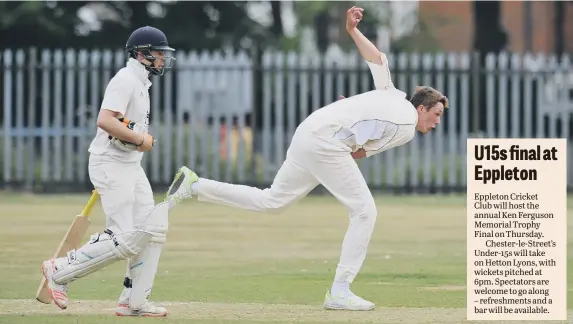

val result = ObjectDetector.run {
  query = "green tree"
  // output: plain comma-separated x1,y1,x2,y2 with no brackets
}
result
0,1,277,51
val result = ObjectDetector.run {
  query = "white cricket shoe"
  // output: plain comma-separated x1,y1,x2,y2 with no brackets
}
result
323,289,375,311
164,166,198,205
41,259,69,309
115,302,168,317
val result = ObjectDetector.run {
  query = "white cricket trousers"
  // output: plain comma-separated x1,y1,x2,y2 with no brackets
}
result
88,154,155,234
198,126,377,283
88,153,160,304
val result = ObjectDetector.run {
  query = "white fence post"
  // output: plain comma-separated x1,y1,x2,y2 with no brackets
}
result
0,49,571,192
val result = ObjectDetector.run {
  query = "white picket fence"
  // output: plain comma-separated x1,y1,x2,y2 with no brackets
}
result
1,48,572,192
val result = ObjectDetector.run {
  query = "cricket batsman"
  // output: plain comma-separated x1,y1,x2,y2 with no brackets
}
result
41,26,185,317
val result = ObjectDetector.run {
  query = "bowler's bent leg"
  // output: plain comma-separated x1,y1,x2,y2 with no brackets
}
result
307,152,377,310
197,158,318,214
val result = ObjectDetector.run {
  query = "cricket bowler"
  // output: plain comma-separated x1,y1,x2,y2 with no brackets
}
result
165,6,448,311
41,26,185,317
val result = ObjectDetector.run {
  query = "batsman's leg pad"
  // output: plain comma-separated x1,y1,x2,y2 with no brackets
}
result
128,242,164,310
117,262,133,305
141,201,169,243
129,201,169,310
52,229,153,285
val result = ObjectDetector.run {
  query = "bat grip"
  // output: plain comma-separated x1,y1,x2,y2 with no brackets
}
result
81,190,99,216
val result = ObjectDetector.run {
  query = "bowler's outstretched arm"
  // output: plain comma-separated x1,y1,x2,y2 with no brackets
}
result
346,7,385,65
346,6,392,90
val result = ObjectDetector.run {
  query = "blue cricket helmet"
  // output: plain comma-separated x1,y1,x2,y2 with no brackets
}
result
125,26,176,76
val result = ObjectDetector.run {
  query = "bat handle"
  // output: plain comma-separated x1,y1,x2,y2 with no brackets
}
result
81,190,99,216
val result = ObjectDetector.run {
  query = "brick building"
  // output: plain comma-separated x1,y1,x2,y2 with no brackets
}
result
418,1,572,54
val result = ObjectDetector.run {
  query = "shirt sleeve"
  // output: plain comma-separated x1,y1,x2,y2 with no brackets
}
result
364,139,392,157
365,147,383,158
100,76,132,116
365,55,394,90
362,121,398,157
351,120,378,146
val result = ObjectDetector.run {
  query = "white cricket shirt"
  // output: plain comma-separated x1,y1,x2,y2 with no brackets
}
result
300,56,417,157
88,58,152,163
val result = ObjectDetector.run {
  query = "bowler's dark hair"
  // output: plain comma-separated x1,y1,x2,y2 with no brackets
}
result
410,86,449,110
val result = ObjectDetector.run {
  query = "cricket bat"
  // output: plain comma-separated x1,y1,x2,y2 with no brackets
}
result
35,189,100,304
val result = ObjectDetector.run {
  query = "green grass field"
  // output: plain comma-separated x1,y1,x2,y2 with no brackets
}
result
0,193,570,323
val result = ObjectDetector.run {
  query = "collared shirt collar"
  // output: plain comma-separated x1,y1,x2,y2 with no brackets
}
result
126,58,152,88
